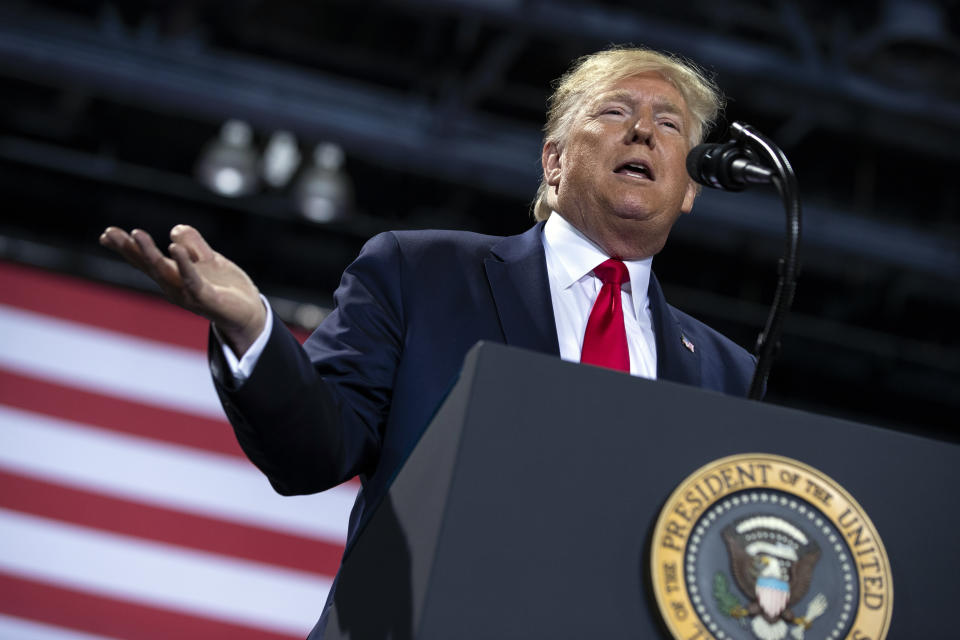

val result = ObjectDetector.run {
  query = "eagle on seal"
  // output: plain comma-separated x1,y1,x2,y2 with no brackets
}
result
722,515,824,640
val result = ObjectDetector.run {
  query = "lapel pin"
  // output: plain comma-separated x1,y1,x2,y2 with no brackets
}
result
681,334,695,353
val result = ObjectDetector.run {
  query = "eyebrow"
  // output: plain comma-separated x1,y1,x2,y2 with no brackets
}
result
594,91,686,118
593,90,635,108
652,98,685,117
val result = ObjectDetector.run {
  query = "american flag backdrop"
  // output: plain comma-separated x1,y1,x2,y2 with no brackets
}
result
0,261,355,639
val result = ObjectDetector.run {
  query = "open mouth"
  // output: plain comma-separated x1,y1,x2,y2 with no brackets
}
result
615,161,654,180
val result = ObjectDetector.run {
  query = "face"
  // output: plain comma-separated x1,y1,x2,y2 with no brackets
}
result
541,72,698,260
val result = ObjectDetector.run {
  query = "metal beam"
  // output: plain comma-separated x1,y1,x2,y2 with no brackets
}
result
398,0,960,157
0,8,957,280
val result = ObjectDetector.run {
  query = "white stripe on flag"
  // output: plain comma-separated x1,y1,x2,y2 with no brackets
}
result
0,510,333,635
0,405,353,543
0,304,222,418
0,614,122,640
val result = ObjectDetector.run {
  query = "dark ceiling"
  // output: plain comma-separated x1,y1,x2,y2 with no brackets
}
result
1,0,958,440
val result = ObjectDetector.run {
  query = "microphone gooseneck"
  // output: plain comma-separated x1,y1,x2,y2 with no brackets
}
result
686,122,802,400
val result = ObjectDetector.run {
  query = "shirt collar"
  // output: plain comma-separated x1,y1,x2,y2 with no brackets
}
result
542,211,653,318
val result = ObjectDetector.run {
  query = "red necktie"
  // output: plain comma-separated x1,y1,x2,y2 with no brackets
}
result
580,259,630,372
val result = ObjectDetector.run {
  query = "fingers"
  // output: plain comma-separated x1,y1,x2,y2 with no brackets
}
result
168,241,204,299
99,226,127,250
131,229,182,288
170,224,214,262
100,227,150,272
99,226,135,255
100,226,186,295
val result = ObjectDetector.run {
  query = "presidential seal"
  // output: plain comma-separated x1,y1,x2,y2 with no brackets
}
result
651,454,892,640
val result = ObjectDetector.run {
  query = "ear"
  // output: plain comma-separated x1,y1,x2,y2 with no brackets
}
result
680,179,698,214
541,141,562,187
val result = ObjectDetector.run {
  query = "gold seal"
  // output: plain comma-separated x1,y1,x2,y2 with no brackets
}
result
650,453,892,640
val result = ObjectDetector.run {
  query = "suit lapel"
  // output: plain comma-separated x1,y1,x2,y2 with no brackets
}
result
482,225,699,383
649,273,702,387
484,223,561,356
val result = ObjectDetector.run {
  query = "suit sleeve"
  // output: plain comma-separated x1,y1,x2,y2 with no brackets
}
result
210,232,405,495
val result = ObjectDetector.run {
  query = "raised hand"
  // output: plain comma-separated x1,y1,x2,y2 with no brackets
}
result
99,224,267,355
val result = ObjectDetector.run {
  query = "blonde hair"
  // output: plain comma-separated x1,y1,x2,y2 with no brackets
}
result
532,46,724,221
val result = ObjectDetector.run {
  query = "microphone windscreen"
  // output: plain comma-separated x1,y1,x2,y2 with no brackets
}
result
686,143,719,185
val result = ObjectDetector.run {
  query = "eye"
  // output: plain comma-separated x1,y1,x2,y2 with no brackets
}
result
660,119,679,130
602,107,625,116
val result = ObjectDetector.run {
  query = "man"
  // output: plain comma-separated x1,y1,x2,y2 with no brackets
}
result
101,47,755,637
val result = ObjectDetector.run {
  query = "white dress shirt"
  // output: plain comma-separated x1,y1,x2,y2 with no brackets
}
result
542,212,658,379
221,214,658,382
213,294,273,384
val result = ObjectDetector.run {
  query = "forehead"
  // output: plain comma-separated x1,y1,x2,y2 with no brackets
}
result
590,72,688,111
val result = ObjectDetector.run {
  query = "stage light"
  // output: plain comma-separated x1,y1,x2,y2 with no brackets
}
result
261,131,301,189
196,120,259,198
851,0,960,88
295,142,354,224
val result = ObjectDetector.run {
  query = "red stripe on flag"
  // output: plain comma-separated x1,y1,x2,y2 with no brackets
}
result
0,470,344,577
0,260,311,345
0,260,209,350
0,571,306,640
0,368,361,489
0,367,246,459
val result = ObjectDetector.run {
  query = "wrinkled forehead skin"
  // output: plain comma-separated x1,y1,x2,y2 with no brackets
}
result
554,69,699,149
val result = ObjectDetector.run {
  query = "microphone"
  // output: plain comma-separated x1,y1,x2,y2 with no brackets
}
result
686,142,774,191
684,122,801,399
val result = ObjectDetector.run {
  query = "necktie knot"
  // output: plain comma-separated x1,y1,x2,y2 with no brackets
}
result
592,259,629,287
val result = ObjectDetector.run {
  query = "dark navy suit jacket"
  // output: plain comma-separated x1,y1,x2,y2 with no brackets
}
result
210,222,756,637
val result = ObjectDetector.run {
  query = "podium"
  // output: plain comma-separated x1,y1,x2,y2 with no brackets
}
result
324,342,959,639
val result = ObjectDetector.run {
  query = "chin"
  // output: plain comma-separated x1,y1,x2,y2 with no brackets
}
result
605,193,656,216
609,203,657,222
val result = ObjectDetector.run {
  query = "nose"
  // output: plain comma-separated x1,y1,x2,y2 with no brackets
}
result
628,117,654,147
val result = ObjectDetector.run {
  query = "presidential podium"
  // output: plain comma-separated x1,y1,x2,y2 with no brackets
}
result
323,342,958,639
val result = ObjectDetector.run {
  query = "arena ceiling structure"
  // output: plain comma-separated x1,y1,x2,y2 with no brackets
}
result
1,0,958,439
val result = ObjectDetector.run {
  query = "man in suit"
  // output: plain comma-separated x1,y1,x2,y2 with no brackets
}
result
101,47,755,637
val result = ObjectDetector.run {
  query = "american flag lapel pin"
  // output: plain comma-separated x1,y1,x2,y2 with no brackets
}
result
681,334,695,353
